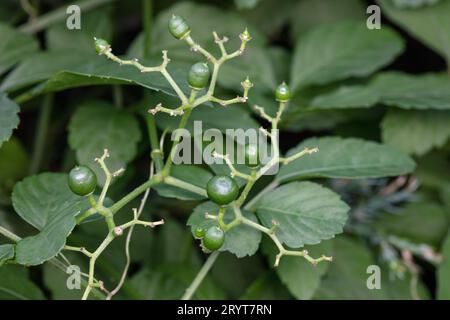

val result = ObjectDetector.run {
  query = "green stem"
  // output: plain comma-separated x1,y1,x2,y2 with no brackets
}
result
109,176,161,214
162,108,192,175
19,0,117,34
0,225,21,242
142,0,163,172
30,94,53,174
112,85,123,108
143,0,153,58
244,180,278,211
164,176,207,197
181,251,220,300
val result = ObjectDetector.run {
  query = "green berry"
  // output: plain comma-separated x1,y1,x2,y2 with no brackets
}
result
94,38,109,55
275,82,291,102
244,143,260,168
168,15,190,40
194,227,206,239
68,166,97,196
206,175,239,206
203,226,225,251
188,62,210,90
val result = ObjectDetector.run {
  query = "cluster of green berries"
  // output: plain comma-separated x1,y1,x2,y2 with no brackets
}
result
87,15,293,253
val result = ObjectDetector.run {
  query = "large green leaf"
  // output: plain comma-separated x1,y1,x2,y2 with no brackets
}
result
0,244,14,266
291,21,404,90
0,92,20,148
11,173,86,265
302,72,450,112
188,201,262,258
438,231,450,299
276,137,416,182
382,109,450,156
307,85,379,110
375,202,449,247
0,265,45,299
0,51,190,101
154,165,211,200
262,238,332,300
0,23,38,75
371,72,450,110
256,182,349,248
315,237,429,299
378,0,450,64
68,101,141,185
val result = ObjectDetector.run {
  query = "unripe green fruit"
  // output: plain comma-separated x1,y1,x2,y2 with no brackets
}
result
203,226,225,251
168,15,190,40
68,166,97,196
94,38,109,54
206,175,239,206
188,62,210,90
244,143,260,168
275,82,291,102
194,227,206,239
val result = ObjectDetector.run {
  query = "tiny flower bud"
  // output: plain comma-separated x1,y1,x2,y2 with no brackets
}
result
275,82,291,102
94,37,110,55
240,28,251,42
114,227,123,236
168,15,190,40
241,77,253,90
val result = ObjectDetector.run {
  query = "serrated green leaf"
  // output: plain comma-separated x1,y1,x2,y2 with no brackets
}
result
375,202,449,247
276,137,415,182
438,231,450,299
371,72,450,110
188,201,262,258
0,265,45,299
291,21,404,90
0,244,14,266
68,101,141,185
0,23,38,75
257,182,349,248
155,165,210,200
12,173,86,265
0,92,20,148
308,85,379,110
378,0,450,64
381,109,450,156
261,238,332,300
1,51,190,101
